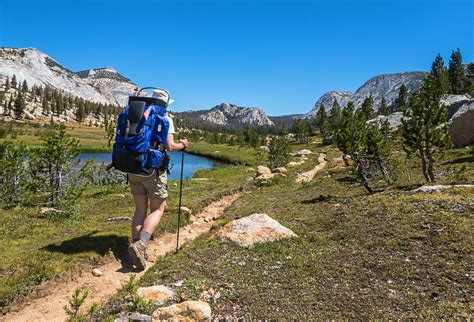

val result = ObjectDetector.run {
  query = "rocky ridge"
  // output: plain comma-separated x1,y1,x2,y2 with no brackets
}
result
0,47,136,106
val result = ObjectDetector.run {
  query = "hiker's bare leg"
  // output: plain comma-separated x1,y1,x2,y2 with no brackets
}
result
131,195,148,241
142,198,166,235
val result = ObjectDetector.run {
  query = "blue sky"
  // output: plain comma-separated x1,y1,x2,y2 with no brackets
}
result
0,0,472,115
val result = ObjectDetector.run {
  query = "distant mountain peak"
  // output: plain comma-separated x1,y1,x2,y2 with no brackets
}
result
305,71,428,117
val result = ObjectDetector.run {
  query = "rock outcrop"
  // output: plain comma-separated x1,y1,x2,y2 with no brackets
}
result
448,99,474,147
198,102,274,127
152,300,211,320
216,213,297,248
136,285,176,304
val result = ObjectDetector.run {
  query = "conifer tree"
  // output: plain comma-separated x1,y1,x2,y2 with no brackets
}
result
466,63,474,96
328,101,342,132
448,48,465,94
334,102,373,193
0,91,5,111
315,104,328,135
6,94,13,116
378,97,390,116
29,123,80,206
14,92,26,119
401,79,450,182
428,54,450,96
361,95,375,120
393,84,408,112
42,99,50,115
11,74,17,88
365,120,396,183
4,76,10,91
21,80,28,93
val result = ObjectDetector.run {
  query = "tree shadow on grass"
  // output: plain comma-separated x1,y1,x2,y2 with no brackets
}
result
43,231,128,257
442,155,474,165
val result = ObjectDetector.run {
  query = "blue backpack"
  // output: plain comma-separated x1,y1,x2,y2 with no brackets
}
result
111,99,170,174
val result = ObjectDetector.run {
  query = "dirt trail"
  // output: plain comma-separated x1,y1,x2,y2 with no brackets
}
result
3,193,241,322
296,153,327,183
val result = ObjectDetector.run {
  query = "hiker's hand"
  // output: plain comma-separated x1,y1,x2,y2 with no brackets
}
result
180,138,189,149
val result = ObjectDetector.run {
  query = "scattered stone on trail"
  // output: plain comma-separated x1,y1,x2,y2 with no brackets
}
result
173,182,178,187
171,280,184,287
411,184,474,193
153,301,211,320
115,312,152,322
136,285,176,304
204,218,210,223
92,268,102,277
189,215,197,222
259,145,270,152
288,161,303,167
296,149,312,157
216,213,297,248
255,173,274,180
272,167,287,174
180,206,192,214
40,207,64,215
246,167,255,172
256,165,272,176
188,229,194,234
199,288,215,302
105,216,131,222
273,173,287,178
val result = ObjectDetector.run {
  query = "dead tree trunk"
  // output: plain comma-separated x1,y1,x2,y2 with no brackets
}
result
354,152,374,194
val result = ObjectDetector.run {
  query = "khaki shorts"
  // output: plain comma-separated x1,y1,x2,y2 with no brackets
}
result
128,170,168,199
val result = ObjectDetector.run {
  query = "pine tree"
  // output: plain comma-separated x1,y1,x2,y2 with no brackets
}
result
315,104,328,135
401,79,450,182
21,80,28,93
328,101,342,132
4,76,10,91
0,141,27,203
378,97,390,116
6,94,13,116
11,74,17,89
267,136,291,169
29,123,80,206
466,63,474,96
14,92,26,119
361,95,375,120
365,120,396,184
428,54,450,96
0,91,5,111
334,102,373,193
448,48,465,94
393,84,408,112
42,98,50,115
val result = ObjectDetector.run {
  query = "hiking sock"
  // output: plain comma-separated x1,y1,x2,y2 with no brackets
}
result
139,231,152,246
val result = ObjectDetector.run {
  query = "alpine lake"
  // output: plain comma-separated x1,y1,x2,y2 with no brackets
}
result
77,151,227,180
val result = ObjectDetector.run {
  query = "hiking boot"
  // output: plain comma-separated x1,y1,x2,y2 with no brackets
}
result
128,240,148,270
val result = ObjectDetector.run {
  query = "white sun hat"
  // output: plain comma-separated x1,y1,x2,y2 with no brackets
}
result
152,88,175,105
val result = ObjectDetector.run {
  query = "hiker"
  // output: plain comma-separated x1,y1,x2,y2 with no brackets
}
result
126,89,189,270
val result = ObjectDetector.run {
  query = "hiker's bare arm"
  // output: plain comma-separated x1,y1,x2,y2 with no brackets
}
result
166,133,188,152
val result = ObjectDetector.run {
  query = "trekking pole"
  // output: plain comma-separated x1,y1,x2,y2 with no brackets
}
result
176,149,185,252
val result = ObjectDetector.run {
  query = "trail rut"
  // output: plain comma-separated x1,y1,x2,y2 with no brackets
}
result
3,193,242,322
296,153,327,183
